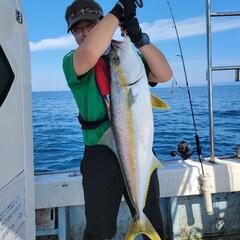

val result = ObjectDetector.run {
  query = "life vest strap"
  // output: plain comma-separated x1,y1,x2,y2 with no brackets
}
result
77,113,109,130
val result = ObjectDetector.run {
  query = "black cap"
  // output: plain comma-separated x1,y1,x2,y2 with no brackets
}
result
65,0,103,32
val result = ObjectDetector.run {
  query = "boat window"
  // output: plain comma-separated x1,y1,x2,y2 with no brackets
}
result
0,45,15,108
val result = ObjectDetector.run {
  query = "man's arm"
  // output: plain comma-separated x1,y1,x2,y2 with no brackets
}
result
139,43,173,83
73,14,119,77
73,0,137,77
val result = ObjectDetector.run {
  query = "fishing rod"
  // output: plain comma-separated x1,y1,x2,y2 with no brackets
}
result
166,0,213,215
166,0,204,173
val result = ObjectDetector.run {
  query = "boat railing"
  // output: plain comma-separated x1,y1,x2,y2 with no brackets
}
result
206,0,240,162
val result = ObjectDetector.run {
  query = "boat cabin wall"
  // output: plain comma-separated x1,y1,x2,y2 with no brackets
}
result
0,0,35,239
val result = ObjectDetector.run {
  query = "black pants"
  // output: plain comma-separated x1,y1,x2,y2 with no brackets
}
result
80,145,164,240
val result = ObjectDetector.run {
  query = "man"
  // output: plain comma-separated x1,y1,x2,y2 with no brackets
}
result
63,0,172,239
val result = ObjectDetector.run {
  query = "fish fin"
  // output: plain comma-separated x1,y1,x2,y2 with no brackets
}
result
151,93,169,110
124,215,161,240
152,154,164,169
128,88,138,107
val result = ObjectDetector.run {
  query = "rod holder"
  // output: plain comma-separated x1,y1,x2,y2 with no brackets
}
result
199,174,213,215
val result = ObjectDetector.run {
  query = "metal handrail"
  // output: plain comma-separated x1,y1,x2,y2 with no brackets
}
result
206,1,240,162
206,0,215,162
211,11,240,17
212,65,240,71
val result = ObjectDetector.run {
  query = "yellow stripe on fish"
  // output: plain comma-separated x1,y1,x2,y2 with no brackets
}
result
114,64,138,205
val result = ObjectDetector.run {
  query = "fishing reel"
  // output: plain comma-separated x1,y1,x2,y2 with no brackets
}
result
170,141,195,160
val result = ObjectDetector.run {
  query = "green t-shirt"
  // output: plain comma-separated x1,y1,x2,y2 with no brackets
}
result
62,50,154,146
63,51,110,146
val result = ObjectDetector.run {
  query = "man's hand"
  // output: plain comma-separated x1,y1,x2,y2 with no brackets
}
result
110,0,136,22
121,17,142,44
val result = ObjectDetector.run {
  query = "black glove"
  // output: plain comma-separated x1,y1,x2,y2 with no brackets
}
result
122,18,150,48
110,0,136,22
122,17,142,43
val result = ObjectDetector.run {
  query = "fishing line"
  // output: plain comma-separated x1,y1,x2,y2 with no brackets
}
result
171,75,187,100
170,76,184,102
166,0,205,175
171,76,176,101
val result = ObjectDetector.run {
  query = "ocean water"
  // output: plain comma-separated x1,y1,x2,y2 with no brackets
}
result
32,85,240,173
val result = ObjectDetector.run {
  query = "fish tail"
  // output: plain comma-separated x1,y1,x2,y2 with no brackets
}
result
124,214,161,240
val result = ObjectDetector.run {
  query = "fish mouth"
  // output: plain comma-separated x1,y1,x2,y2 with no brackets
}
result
121,78,141,87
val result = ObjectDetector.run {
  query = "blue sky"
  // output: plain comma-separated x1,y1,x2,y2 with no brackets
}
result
22,0,240,91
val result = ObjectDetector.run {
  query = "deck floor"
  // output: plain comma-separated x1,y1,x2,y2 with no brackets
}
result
36,235,240,240
207,236,240,240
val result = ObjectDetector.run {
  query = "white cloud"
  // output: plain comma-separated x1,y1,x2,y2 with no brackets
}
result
142,16,240,41
30,35,77,51
30,16,240,51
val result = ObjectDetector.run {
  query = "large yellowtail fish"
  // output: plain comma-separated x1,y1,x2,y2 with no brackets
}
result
109,37,168,240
